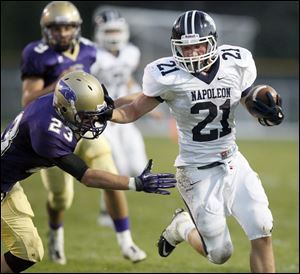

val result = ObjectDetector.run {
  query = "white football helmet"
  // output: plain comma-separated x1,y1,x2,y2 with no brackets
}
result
53,71,108,139
93,8,129,51
171,10,218,73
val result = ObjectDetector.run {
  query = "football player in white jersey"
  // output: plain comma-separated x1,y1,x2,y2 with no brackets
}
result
91,7,161,235
91,8,149,181
90,7,148,262
98,10,284,273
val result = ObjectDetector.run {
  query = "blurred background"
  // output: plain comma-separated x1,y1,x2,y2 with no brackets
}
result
1,1,299,140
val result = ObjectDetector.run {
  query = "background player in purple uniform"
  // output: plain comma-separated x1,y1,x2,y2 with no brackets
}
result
20,1,147,264
1,70,176,273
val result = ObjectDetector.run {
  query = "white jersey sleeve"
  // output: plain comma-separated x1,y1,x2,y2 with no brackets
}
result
143,57,180,101
240,49,257,91
143,64,167,97
219,44,257,91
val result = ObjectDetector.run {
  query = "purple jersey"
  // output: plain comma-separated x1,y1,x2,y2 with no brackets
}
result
20,37,97,87
1,94,77,193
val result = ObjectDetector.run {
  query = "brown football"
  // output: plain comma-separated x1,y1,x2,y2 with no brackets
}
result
245,85,280,118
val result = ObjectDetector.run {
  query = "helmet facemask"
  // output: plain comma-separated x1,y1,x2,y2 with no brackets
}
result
171,10,219,74
73,108,108,139
171,34,218,73
43,23,81,52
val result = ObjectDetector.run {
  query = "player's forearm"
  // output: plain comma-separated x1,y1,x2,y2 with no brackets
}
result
114,92,142,108
111,93,160,123
81,168,130,190
111,104,142,123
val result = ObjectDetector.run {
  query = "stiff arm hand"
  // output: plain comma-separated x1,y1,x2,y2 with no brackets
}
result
101,84,115,109
130,159,176,195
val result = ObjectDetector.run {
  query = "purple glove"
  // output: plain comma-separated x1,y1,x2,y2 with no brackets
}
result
134,159,176,195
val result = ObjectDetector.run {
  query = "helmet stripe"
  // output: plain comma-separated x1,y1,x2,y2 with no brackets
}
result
184,11,189,34
191,10,196,34
187,11,192,34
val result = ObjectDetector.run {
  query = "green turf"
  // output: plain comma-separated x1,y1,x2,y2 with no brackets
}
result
2,138,299,273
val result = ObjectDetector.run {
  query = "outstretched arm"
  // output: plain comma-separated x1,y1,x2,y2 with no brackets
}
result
53,154,176,195
82,159,175,195
111,93,161,124
114,92,142,108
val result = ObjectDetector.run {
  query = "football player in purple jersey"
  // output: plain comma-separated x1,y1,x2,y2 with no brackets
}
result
1,71,176,273
20,1,148,264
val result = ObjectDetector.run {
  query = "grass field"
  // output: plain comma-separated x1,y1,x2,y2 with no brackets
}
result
2,137,299,273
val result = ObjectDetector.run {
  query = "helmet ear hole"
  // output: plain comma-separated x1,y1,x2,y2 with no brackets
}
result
62,107,67,112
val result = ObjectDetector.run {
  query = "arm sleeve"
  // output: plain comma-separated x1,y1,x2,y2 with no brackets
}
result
241,86,252,98
142,65,168,98
240,50,257,92
52,153,89,181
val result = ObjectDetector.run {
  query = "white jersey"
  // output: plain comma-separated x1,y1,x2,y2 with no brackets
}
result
91,43,140,99
143,44,257,167
90,43,147,176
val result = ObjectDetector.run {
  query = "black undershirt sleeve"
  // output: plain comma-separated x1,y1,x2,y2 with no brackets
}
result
52,153,89,182
155,96,164,103
241,86,252,97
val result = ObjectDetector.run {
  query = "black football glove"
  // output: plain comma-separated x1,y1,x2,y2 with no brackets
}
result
101,84,115,109
97,84,114,123
97,108,113,124
134,159,176,195
253,91,284,126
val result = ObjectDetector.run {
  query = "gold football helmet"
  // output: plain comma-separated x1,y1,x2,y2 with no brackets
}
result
40,1,82,51
53,71,108,139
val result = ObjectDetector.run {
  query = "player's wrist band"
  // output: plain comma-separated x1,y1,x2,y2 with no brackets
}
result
128,177,136,191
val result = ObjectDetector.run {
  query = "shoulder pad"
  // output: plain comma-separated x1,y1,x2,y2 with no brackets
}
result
125,43,140,55
219,44,254,68
79,37,96,47
121,44,141,67
145,56,183,86
23,40,49,56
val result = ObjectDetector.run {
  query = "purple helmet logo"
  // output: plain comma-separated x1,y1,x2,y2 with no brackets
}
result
59,80,77,102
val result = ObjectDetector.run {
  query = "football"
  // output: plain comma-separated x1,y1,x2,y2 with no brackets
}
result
245,85,280,118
